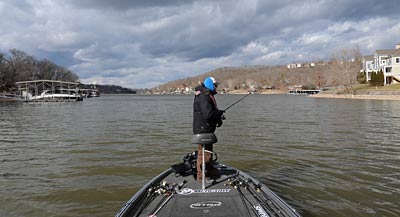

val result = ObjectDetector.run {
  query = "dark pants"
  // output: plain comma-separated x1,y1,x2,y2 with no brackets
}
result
196,144,213,181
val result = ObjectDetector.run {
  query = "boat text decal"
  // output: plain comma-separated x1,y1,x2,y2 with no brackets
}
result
190,201,222,209
177,188,230,195
254,205,270,217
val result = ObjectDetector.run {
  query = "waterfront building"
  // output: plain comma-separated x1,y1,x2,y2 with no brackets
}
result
362,55,374,81
363,43,400,85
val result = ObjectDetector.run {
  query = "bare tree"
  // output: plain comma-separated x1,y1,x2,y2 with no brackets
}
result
0,52,7,91
332,46,362,93
0,49,79,91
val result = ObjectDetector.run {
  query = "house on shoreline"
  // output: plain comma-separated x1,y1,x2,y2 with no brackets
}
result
362,55,374,81
363,43,400,85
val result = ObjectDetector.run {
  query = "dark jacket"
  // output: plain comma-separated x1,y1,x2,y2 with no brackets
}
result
193,85,223,134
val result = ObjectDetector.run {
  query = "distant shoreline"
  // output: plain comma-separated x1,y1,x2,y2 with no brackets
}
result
225,90,286,95
310,93,400,101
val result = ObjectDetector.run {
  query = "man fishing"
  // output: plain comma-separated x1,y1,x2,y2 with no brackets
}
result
193,76,224,182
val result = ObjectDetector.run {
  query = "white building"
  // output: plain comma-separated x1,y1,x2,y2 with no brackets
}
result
374,44,400,85
383,52,400,85
364,44,400,85
362,55,374,81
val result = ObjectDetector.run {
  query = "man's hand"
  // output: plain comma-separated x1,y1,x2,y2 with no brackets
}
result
217,110,225,117
217,110,225,127
217,119,223,127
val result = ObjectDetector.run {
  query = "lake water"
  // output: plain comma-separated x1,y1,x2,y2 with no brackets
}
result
1,94,399,217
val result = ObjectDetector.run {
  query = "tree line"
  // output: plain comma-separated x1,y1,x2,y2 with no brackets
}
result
157,47,365,92
0,49,79,92
80,83,137,94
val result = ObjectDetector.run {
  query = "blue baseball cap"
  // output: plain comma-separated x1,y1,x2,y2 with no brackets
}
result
204,77,219,91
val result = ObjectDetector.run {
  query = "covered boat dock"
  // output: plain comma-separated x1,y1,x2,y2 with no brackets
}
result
16,80,82,102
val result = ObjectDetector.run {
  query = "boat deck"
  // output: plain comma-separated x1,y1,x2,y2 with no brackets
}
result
116,163,301,217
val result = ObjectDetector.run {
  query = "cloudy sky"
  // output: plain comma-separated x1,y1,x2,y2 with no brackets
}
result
1,0,399,88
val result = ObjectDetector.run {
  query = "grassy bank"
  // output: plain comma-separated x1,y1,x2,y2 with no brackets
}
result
352,83,400,93
321,84,400,95
311,83,400,101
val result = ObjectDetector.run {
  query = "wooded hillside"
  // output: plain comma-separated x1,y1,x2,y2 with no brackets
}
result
81,84,137,94
156,47,363,92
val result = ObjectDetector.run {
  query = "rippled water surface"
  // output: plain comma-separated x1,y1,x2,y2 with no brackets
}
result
1,95,400,216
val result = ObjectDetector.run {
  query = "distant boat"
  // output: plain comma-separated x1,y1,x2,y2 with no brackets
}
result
90,90,100,97
30,90,82,102
0,94,21,102
81,89,100,98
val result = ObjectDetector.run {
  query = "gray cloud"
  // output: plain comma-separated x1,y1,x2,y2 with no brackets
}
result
68,0,202,10
1,0,399,88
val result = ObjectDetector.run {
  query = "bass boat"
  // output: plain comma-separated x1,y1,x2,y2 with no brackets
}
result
116,133,302,217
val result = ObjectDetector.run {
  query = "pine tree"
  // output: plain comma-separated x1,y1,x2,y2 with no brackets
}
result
357,71,366,84
370,72,376,86
377,70,384,86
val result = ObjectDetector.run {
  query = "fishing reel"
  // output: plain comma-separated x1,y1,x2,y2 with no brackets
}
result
221,114,226,120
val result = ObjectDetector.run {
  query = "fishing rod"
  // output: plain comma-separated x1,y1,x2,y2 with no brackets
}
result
223,93,251,112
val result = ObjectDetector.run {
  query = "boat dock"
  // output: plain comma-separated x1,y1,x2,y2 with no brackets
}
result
288,89,321,95
16,80,83,102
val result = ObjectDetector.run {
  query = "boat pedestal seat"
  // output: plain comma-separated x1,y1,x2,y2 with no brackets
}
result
191,133,218,190
191,133,218,145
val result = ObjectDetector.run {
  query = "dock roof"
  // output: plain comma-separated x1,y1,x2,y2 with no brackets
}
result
15,80,79,85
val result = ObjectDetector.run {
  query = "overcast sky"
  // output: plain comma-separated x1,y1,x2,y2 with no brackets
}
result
1,0,399,88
